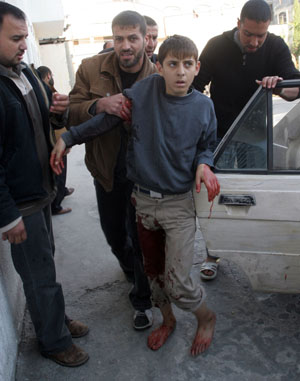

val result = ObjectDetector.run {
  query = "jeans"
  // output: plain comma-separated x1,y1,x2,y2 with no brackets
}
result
11,205,72,354
94,179,151,311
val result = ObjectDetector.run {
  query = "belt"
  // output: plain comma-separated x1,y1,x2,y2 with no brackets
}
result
133,185,164,199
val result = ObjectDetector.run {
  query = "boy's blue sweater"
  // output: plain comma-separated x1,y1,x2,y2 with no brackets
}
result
63,74,217,194
124,74,216,194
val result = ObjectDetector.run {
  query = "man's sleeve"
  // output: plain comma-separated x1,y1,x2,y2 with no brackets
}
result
195,102,217,168
0,102,21,229
193,39,214,92
68,61,100,127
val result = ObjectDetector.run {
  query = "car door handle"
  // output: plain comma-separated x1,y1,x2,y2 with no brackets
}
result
219,194,256,206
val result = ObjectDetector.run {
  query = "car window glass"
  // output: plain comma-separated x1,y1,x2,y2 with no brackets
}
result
215,92,267,170
273,97,300,170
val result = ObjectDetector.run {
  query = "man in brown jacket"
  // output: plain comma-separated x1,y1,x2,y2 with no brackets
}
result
68,11,157,329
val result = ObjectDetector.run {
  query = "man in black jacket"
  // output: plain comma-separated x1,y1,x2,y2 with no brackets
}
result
193,0,300,280
0,2,88,367
194,0,300,140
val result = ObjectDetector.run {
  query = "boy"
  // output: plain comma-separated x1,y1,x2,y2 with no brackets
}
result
51,35,220,356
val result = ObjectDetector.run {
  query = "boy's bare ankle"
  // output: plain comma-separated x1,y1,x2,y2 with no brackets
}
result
191,304,216,356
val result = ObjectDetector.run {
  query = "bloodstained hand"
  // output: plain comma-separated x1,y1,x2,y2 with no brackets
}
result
120,98,132,124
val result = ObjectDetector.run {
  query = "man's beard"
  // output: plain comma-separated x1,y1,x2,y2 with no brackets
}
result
119,48,143,69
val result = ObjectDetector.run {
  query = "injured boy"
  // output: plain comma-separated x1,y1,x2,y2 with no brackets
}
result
51,35,220,356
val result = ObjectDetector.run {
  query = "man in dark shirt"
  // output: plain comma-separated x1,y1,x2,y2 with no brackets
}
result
194,0,300,140
193,0,300,280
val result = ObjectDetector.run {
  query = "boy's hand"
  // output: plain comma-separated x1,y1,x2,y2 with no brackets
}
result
50,138,67,175
195,164,220,202
120,98,132,123
50,93,69,114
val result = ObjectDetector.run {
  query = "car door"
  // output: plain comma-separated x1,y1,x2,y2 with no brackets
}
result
193,80,300,293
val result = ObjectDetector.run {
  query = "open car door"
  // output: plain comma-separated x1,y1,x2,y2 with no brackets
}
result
193,80,300,293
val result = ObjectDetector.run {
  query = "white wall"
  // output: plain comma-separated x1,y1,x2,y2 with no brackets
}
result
0,240,25,381
39,42,72,94
7,0,42,66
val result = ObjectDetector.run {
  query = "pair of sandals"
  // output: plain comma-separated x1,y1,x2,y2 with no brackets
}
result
200,260,219,280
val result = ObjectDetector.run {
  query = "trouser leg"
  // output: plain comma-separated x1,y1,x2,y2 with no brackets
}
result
127,195,152,310
134,192,206,312
51,156,67,213
162,212,205,312
94,179,151,310
11,205,72,354
94,179,135,277
136,213,169,308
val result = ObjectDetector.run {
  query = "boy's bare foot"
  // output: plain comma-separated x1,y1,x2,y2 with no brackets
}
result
191,303,216,356
148,303,176,351
147,323,176,350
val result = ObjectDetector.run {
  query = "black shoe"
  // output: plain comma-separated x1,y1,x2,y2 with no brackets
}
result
52,207,72,215
65,187,75,196
133,309,153,330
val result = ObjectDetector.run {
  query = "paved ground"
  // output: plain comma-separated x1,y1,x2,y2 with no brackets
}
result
15,145,300,381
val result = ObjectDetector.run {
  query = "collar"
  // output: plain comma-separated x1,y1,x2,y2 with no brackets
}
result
234,30,245,53
0,62,26,78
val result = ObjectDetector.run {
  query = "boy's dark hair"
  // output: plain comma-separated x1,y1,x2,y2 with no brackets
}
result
37,66,51,80
158,35,198,65
0,1,25,28
144,15,157,27
112,10,146,37
240,0,272,23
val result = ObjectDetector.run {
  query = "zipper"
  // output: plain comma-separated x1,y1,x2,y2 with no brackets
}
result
242,54,246,66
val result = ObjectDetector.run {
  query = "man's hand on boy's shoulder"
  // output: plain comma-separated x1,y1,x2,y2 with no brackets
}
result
195,164,220,202
95,93,126,117
120,98,132,124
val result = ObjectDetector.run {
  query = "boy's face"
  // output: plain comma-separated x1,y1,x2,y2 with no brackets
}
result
156,54,200,97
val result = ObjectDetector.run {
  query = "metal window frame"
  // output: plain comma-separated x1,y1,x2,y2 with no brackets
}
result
214,79,300,175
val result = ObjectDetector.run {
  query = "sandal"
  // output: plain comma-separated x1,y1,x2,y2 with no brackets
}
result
200,261,218,280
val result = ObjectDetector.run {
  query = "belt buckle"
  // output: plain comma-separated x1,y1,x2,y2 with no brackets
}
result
150,190,163,199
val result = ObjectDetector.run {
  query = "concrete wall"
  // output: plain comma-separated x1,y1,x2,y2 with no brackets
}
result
39,42,72,94
0,242,25,381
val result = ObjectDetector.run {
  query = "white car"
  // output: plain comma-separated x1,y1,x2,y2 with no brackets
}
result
194,80,300,293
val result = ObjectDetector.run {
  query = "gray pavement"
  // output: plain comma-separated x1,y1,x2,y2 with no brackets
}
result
15,145,300,381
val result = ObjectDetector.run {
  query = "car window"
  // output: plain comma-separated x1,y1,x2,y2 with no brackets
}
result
214,83,300,172
214,89,267,170
273,97,300,170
